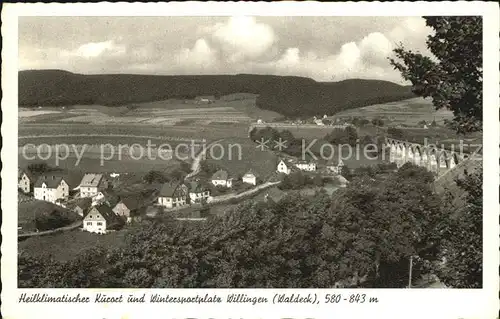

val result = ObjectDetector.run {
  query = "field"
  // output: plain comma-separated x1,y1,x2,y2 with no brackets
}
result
18,229,129,262
333,97,454,126
19,94,281,126
18,200,80,232
205,137,278,180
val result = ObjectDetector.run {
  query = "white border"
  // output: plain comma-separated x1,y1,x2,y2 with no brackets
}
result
2,2,499,319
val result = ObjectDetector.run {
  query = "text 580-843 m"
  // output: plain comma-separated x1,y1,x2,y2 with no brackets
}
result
324,294,379,304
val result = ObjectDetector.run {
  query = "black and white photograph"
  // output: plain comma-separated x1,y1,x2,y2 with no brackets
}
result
2,2,499,319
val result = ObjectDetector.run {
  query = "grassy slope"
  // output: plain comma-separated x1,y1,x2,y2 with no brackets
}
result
18,199,81,231
334,97,454,125
19,70,415,118
18,229,129,262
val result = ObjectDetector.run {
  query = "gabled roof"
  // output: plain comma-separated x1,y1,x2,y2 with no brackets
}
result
79,173,104,187
159,182,186,197
327,158,344,166
18,168,34,180
74,197,92,210
243,170,259,178
211,169,229,181
85,204,118,223
118,195,142,211
186,180,208,193
34,175,65,188
296,159,316,164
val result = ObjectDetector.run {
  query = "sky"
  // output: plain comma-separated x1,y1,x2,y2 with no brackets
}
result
19,16,433,83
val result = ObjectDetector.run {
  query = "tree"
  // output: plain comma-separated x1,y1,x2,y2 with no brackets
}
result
143,170,168,184
437,165,482,288
389,17,482,133
387,127,405,139
371,118,384,127
340,165,352,180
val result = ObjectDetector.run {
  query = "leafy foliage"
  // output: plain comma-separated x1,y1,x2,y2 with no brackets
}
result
387,127,405,139
19,164,450,288
390,17,482,133
324,126,358,146
437,165,482,288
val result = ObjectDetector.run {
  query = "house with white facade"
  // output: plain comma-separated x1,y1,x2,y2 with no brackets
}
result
242,170,258,185
72,197,92,217
158,182,189,209
326,158,345,174
18,168,34,193
295,160,317,172
277,160,291,175
83,204,121,234
33,175,69,203
211,170,233,188
78,173,108,198
113,195,143,223
187,181,211,204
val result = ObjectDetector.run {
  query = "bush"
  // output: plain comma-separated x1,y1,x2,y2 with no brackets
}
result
34,210,74,231
387,127,405,139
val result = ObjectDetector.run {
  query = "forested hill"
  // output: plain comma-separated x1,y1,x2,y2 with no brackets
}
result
19,70,415,117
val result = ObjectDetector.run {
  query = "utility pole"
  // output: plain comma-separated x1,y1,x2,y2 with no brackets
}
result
408,255,413,288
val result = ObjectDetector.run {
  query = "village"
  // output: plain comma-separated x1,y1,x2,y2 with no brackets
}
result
18,151,347,235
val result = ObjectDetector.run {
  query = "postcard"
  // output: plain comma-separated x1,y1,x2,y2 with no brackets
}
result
2,2,499,319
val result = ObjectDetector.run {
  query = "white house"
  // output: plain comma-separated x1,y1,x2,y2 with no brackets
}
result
187,181,211,204
277,160,291,175
83,204,120,234
158,182,189,209
211,170,233,188
326,159,345,174
295,160,317,172
78,173,108,198
33,175,69,203
18,169,34,193
113,196,142,223
242,171,258,185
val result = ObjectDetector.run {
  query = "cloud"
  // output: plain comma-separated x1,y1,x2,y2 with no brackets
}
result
211,16,275,63
72,40,126,58
175,38,217,69
19,17,432,83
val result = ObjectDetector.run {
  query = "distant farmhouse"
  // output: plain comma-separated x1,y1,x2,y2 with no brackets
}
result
72,197,92,217
277,159,291,175
195,95,216,104
326,158,345,174
242,170,258,185
113,195,143,223
187,180,211,204
33,175,69,203
211,170,233,188
18,168,34,193
83,204,121,234
78,173,108,198
295,160,317,172
158,182,189,208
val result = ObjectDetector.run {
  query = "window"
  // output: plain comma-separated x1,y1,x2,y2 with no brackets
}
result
86,222,92,226
90,215,93,218
97,222,103,226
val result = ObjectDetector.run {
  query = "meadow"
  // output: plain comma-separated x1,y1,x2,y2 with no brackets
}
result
18,200,80,232
333,97,454,126
18,229,129,262
205,137,278,180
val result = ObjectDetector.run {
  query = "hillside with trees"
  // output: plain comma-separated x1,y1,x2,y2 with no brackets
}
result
19,163,481,288
19,70,415,118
